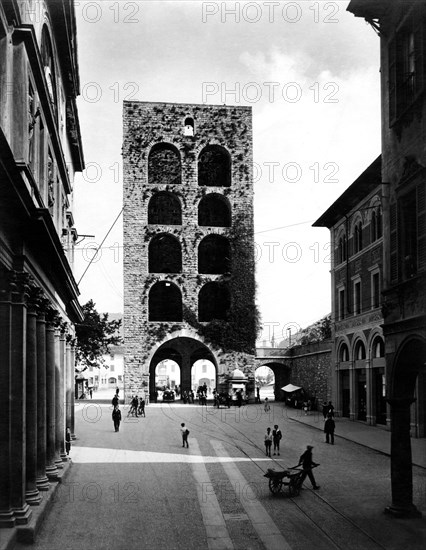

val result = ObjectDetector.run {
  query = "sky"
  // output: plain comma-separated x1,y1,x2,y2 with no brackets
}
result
72,0,381,346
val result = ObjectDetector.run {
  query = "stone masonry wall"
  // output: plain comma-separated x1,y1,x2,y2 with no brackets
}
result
122,101,256,396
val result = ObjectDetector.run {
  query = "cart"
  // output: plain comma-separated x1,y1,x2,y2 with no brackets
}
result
264,467,305,496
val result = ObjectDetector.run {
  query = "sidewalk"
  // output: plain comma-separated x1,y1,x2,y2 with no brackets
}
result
283,406,426,469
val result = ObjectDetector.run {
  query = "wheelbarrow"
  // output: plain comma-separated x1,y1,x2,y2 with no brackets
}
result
264,467,305,496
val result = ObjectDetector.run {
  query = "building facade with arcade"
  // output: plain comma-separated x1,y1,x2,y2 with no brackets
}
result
0,0,84,529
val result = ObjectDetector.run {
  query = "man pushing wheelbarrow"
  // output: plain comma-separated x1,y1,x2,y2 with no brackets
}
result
264,444,320,495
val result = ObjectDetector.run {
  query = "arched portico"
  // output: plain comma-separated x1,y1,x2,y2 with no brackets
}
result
386,337,426,518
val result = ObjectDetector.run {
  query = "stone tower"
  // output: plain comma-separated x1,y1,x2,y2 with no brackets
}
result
122,101,257,400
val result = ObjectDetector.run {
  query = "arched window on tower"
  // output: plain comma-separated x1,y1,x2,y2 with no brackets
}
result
198,235,231,274
198,194,231,227
148,234,182,273
198,145,231,187
148,143,182,186
198,283,230,321
148,192,182,225
183,117,195,136
149,281,182,321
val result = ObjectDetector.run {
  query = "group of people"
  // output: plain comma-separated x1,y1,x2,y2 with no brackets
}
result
127,394,146,417
264,424,282,456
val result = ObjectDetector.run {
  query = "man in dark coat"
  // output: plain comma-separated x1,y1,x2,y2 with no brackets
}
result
298,445,320,489
324,414,335,444
112,406,122,432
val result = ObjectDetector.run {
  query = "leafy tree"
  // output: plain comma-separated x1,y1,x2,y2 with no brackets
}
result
75,300,122,371
298,314,332,346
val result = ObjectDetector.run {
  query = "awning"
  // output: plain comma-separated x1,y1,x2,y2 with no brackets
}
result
232,384,245,389
281,384,302,393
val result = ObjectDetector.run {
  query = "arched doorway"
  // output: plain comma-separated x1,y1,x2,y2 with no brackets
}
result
387,337,426,517
154,359,181,401
255,365,275,402
192,359,216,395
149,336,218,401
255,362,290,403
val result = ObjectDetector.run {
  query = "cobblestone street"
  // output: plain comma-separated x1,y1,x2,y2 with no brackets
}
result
12,401,426,550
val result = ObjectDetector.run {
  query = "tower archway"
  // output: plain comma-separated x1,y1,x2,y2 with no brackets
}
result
148,335,218,400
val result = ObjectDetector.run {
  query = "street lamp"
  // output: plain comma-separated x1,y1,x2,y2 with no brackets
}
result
287,327,291,346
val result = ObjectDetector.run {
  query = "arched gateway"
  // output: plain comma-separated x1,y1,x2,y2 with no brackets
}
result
148,332,220,397
122,101,257,400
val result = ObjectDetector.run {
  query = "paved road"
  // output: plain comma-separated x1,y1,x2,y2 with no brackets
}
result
15,402,426,550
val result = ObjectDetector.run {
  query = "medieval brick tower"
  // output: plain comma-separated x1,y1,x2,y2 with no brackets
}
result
122,101,257,400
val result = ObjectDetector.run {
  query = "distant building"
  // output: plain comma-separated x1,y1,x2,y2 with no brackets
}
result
122,101,257,402
348,0,426,517
0,0,84,528
314,156,386,426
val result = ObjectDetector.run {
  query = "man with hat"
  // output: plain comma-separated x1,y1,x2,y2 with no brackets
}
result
297,445,320,490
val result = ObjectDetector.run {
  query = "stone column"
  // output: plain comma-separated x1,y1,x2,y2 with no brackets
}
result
349,361,355,421
65,339,72,446
365,358,374,425
45,314,58,480
70,345,76,440
56,329,67,463
25,293,41,505
385,398,421,517
10,274,32,524
36,307,49,491
0,271,15,527
180,356,191,394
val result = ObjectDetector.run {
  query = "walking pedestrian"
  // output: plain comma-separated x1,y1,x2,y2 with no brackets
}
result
112,392,119,408
264,397,270,413
236,390,243,408
264,427,273,457
322,401,328,420
326,401,335,418
272,424,282,455
180,422,189,448
324,414,335,444
112,406,122,432
65,426,71,456
297,445,320,489
139,397,146,417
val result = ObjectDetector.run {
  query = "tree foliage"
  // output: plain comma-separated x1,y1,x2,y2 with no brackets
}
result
298,314,332,346
75,300,122,371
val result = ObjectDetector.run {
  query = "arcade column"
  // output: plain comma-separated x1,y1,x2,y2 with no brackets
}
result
25,292,41,505
386,397,421,517
0,271,15,527
10,273,32,524
45,313,58,480
36,305,49,491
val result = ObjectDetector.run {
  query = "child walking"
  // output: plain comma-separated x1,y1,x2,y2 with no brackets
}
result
180,422,189,448
264,427,273,457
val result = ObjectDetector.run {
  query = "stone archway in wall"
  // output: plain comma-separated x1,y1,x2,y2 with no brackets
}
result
387,337,426,517
149,335,218,400
255,361,290,402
